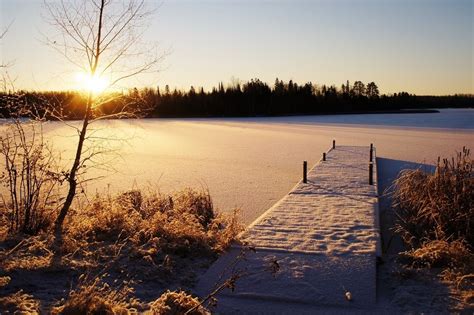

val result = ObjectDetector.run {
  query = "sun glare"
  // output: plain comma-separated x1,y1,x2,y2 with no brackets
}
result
75,72,109,94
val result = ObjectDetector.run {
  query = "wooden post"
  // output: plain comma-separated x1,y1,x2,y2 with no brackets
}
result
370,143,373,162
303,161,307,183
323,152,326,161
369,162,374,185
332,140,336,149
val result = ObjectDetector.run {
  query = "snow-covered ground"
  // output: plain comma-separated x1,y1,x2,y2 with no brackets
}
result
32,108,472,224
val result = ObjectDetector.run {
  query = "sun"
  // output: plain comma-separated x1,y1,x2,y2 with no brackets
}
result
75,72,109,94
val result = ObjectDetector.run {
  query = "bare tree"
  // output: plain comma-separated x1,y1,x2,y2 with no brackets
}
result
43,0,163,234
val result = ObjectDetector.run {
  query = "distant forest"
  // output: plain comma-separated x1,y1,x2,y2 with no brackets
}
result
1,78,472,119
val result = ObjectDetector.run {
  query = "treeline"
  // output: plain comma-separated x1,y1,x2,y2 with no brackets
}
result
0,78,472,119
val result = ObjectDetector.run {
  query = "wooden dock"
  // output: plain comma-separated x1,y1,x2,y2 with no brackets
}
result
196,144,380,313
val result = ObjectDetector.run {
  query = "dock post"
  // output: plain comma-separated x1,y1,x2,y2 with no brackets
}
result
369,162,374,185
323,152,326,161
332,140,336,149
303,161,307,183
370,143,373,162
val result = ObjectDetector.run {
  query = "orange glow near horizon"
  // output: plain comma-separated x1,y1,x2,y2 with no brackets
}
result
75,72,109,94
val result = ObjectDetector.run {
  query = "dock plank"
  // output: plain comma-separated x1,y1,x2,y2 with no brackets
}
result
196,145,380,312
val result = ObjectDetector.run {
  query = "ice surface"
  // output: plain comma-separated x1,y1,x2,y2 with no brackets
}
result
1,109,472,224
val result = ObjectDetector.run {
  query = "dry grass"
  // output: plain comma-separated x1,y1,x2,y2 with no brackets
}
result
0,235,54,271
392,147,473,308
0,188,241,313
442,268,474,307
392,147,473,247
65,188,242,257
0,290,40,314
0,275,11,288
147,290,210,315
0,188,241,268
401,240,472,268
401,240,472,269
51,281,210,315
51,274,142,315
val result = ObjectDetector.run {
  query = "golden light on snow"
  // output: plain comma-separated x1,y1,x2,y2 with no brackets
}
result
75,72,109,94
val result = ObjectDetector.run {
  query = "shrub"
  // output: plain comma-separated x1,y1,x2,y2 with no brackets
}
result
0,120,60,235
392,148,474,307
392,147,473,248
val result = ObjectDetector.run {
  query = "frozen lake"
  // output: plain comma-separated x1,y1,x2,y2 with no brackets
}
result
4,108,474,224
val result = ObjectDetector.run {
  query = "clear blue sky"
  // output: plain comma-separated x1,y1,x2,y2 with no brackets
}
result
1,0,473,94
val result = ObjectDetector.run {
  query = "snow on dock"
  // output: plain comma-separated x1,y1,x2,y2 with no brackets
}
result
196,145,381,313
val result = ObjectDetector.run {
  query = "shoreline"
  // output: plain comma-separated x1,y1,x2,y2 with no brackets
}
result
144,108,442,119
0,108,448,122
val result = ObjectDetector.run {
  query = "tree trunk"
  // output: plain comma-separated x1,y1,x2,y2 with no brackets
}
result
53,95,92,235
53,0,105,236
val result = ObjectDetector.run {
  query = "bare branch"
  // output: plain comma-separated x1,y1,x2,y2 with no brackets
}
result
0,20,14,40
40,0,165,234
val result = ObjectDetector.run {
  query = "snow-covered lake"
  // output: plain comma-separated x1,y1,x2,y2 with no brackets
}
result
5,108,474,224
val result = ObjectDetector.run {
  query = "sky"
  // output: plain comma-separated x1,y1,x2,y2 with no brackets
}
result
0,0,473,95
